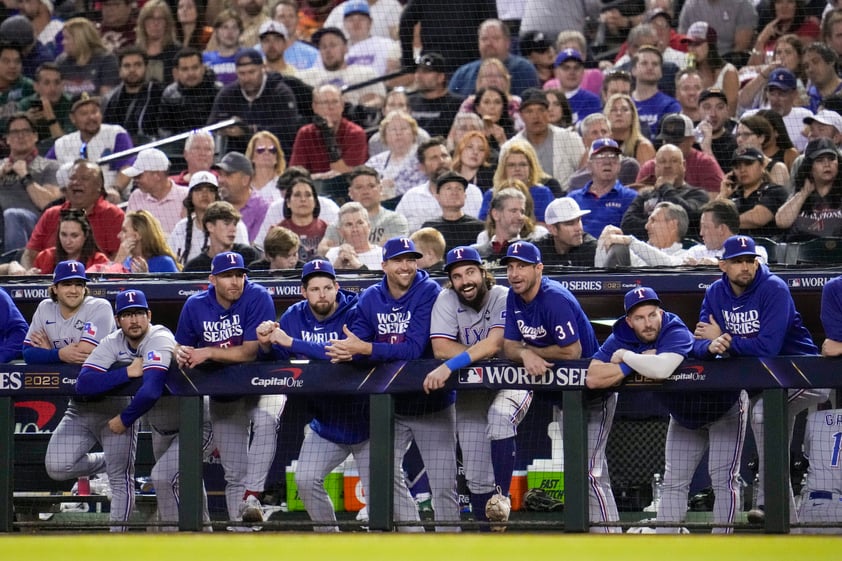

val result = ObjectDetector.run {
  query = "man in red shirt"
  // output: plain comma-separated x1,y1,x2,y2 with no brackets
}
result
21,160,124,269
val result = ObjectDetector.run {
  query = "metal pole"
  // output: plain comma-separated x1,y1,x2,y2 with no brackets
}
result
0,397,12,532
562,391,588,532
368,394,394,531
178,396,204,531
762,388,790,534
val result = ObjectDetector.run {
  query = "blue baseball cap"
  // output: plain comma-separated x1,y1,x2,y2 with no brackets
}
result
53,260,87,284
767,68,797,91
624,287,660,314
720,235,760,260
554,48,583,67
211,251,248,275
500,241,542,265
115,289,149,314
343,0,370,17
382,237,423,261
302,259,336,281
444,246,483,272
589,137,622,159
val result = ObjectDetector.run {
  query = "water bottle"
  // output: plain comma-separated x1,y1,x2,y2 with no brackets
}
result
693,125,705,146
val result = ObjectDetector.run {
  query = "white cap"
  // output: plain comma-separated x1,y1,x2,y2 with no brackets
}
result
123,148,171,177
804,110,842,133
259,20,288,38
188,170,219,189
544,197,590,225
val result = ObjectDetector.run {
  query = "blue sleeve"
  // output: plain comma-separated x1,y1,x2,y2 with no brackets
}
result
478,190,491,221
120,369,167,427
22,346,61,363
147,255,179,273
174,300,199,345
0,290,28,362
546,296,582,348
503,293,522,342
243,287,276,341
729,283,794,356
76,365,130,396
821,277,842,340
658,319,694,356
109,133,135,169
279,310,328,360
691,290,718,358
594,334,620,362
531,186,554,223
45,145,56,159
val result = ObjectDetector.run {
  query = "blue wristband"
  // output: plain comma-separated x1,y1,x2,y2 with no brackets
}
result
444,351,472,371
619,363,633,377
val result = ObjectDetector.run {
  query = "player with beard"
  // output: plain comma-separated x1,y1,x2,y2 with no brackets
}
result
424,246,531,530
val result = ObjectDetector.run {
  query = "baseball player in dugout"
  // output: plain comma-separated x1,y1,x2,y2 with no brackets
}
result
175,251,282,528
75,289,212,531
692,235,827,526
587,287,749,534
500,241,620,533
256,259,367,532
423,246,532,531
326,237,456,532
23,262,123,529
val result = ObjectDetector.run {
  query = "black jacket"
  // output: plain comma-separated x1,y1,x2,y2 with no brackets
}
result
158,70,222,137
101,81,163,139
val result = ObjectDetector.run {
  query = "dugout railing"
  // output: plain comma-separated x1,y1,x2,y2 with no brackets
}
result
0,357,838,534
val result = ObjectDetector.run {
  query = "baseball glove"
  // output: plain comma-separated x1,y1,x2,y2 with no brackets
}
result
523,488,564,512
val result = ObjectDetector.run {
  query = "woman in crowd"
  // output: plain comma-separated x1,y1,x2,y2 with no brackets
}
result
749,0,819,67
544,88,573,129
738,34,807,112
57,18,119,96
478,141,556,222
246,131,286,205
364,110,427,201
368,89,430,156
32,210,109,274
168,172,250,265
112,210,181,273
604,93,656,167
719,146,788,239
735,114,791,186
446,112,485,153
136,0,182,84
776,138,842,241
458,58,524,131
275,176,327,262
755,109,799,170
683,22,739,116
451,131,496,192
472,86,517,152
176,0,214,50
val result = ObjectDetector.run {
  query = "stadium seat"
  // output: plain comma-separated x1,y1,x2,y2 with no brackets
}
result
795,237,842,264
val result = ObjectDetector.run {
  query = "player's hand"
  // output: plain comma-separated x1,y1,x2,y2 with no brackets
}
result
707,332,732,355
177,345,210,368
126,357,144,378
694,315,722,340
521,348,553,377
610,349,627,364
108,415,128,434
325,325,369,363
422,364,452,394
58,342,92,364
29,329,52,350
256,321,279,346
269,327,293,348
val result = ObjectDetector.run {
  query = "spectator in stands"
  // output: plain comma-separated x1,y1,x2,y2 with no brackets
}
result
123,148,189,235
684,198,768,265
341,0,400,78
469,85,517,154
213,151,268,242
446,112,485,155
323,0,402,41
449,19,539,97
101,47,162,143
0,46,34,126
600,69,633,105
20,63,74,145
110,210,181,272
183,200,258,270
738,33,805,113
258,19,296,76
451,130,496,192
567,138,639,239
248,224,300,270
317,165,408,255
692,234,825,526
1,113,60,253
595,202,690,267
473,185,548,262
551,48,601,124
747,0,818,71
697,88,737,174
519,30,555,86
622,143,710,240
804,42,842,113
479,141,555,222
364,110,427,201
272,175,326,261
325,201,382,270
136,0,182,84
735,114,790,187
231,0,270,49
20,0,64,57
99,0,138,53
755,108,800,171
613,16,689,73
569,113,640,191
603,93,656,168
408,52,464,139
675,69,704,124
289,84,367,181
46,93,134,198
168,171,250,266
420,171,485,252
169,130,216,187
742,69,812,153
776,137,842,241
271,0,320,70
503,88,584,192
410,227,446,271
369,89,431,157
681,22,739,116
678,0,756,56
543,88,573,129
786,110,842,190
31,209,110,274
209,49,300,155
395,136,483,232
176,0,214,50
457,58,525,135
298,26,385,108
638,113,725,196
158,48,222,137
58,18,121,96
719,146,788,239
22,160,125,269
534,197,597,267
631,46,681,138
203,10,245,86
246,130,286,204
0,15,51,81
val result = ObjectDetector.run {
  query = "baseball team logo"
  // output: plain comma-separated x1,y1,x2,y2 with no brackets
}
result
83,322,97,337
146,350,162,363
458,367,483,384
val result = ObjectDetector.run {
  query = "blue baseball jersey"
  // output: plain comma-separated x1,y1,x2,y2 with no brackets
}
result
566,182,639,238
633,91,681,138
504,277,599,358
0,288,27,362
175,280,275,349
692,264,817,358
202,50,241,85
568,88,602,124
821,275,842,341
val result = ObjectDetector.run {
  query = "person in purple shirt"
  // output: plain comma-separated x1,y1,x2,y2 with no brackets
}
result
213,152,269,243
551,48,601,124
631,46,681,138
692,235,827,526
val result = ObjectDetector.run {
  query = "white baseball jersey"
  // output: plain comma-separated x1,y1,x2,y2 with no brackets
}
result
430,284,508,345
803,410,842,496
25,296,116,354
